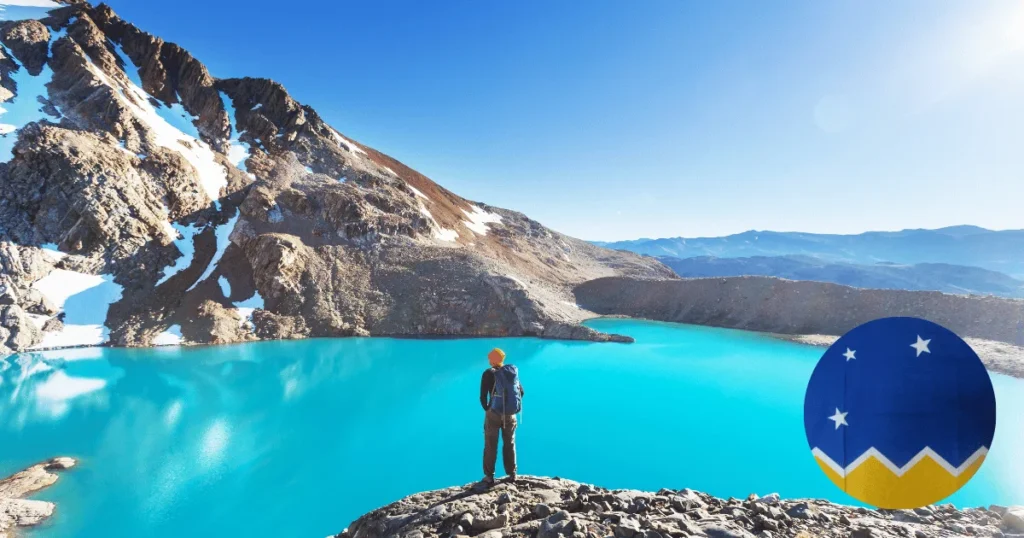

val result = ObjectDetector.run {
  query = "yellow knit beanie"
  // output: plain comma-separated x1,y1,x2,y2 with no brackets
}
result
488,348,506,367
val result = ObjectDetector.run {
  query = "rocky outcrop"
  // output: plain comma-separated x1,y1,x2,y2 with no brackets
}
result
574,277,1024,345
336,476,1020,538
0,457,76,538
574,276,1024,378
0,2,672,356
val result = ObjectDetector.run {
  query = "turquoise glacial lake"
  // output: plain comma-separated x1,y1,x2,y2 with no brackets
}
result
2,319,1022,537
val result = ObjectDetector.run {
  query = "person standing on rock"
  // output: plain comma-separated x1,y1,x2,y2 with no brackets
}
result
480,347,524,486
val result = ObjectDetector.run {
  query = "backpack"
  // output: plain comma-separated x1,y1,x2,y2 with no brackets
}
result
489,364,522,415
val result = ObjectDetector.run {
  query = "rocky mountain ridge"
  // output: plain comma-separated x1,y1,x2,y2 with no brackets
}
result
336,475,1024,538
572,276,1024,378
0,1,672,357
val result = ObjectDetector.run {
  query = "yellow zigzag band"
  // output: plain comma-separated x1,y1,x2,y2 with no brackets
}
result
812,447,987,509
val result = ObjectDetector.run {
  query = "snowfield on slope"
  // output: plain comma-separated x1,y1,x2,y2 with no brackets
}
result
462,205,502,235
99,41,228,207
29,269,124,349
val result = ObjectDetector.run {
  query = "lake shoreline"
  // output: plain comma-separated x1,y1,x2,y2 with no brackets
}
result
9,316,1023,380
774,333,1024,380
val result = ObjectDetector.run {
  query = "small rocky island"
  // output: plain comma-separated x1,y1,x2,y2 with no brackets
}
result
0,457,76,537
336,476,1024,538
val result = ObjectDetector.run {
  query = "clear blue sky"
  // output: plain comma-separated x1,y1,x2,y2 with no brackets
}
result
106,0,1024,241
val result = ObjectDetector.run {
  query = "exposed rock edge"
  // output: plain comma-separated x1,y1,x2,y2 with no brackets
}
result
335,475,1024,538
0,457,76,538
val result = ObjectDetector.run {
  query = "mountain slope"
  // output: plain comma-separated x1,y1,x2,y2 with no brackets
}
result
0,1,673,356
595,227,1024,277
658,255,1024,298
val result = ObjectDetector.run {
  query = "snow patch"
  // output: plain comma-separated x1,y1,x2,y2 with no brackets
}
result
188,211,239,291
156,99,200,139
90,45,228,207
156,221,201,286
29,269,123,349
39,243,66,262
153,324,183,346
219,90,252,174
329,128,367,155
408,185,428,199
32,269,105,309
227,143,249,169
251,103,262,111
161,220,178,241
233,291,264,329
218,276,231,297
26,313,48,330
411,194,458,242
434,228,460,242
383,166,396,176
462,205,502,235
304,165,314,174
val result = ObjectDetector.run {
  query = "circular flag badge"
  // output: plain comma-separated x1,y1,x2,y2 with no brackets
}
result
803,317,996,509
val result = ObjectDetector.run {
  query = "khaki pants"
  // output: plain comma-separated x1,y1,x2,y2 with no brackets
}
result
483,409,517,478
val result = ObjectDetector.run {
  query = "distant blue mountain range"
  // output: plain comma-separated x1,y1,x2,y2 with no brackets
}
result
654,255,1024,298
592,226,1024,298
594,226,1024,279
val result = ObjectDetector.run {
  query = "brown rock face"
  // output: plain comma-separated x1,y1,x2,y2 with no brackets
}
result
2,124,175,259
0,20,50,75
0,304,40,351
0,1,672,356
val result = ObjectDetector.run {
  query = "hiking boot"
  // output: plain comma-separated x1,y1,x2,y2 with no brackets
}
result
481,475,495,487
506,474,517,484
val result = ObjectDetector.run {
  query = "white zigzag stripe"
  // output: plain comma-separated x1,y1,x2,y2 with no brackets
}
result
811,446,988,478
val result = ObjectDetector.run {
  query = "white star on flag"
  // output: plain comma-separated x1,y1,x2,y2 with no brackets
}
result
911,335,932,357
843,348,856,361
828,408,848,430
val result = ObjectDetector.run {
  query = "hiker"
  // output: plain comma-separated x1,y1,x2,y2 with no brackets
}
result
480,347,524,486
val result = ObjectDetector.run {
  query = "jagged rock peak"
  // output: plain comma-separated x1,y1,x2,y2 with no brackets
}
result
0,0,672,356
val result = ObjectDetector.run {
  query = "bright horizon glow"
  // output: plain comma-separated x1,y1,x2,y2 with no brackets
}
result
105,0,1024,241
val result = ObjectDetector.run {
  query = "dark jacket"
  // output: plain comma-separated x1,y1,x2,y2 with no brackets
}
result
480,367,524,411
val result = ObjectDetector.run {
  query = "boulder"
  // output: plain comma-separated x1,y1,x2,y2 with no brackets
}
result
538,511,578,538
0,305,40,351
0,457,76,535
0,279,17,305
469,512,507,533
1004,507,1024,533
